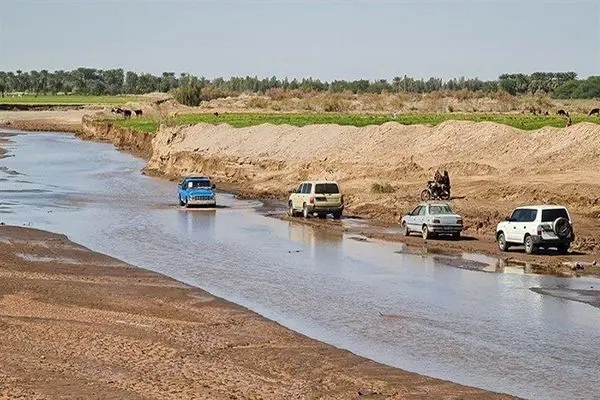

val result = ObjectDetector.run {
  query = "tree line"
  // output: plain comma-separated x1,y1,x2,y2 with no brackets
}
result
0,68,598,100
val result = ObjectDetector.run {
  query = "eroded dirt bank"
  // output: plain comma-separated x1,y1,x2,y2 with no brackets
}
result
138,120,600,254
0,225,514,399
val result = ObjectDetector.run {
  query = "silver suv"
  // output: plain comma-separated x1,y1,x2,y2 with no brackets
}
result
496,205,575,254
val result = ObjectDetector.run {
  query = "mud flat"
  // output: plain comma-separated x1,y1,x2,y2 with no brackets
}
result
0,108,93,133
530,287,600,309
0,225,514,399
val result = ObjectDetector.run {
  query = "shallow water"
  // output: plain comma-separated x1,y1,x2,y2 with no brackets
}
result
1,131,600,400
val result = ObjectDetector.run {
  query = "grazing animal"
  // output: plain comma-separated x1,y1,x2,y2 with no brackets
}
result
134,109,143,117
213,112,219,117
557,109,569,117
121,109,132,119
544,111,549,116
111,107,123,114
589,108,600,116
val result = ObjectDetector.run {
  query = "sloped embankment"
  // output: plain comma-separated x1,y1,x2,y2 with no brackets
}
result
79,116,153,159
83,118,600,252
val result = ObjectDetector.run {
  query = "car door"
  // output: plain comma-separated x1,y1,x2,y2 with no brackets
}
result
292,183,304,209
178,180,186,199
514,208,537,243
404,206,419,229
416,205,428,228
302,183,313,206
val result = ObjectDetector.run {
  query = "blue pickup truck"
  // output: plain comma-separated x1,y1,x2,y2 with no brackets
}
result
178,176,217,207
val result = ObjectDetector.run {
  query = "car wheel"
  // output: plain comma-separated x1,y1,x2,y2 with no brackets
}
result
288,202,296,217
333,211,342,220
497,232,509,251
303,204,310,218
422,225,430,240
179,196,185,207
524,235,536,254
402,222,410,236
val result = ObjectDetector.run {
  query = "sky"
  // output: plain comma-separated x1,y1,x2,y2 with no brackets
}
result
1,0,598,81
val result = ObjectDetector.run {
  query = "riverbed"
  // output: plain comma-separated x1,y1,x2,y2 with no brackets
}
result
1,131,599,400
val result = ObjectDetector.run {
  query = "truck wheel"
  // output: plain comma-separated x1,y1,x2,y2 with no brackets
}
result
179,196,185,207
556,245,569,255
288,202,296,217
317,213,326,219
452,232,460,240
497,232,509,251
524,235,536,254
333,211,342,220
303,204,310,218
422,225,430,240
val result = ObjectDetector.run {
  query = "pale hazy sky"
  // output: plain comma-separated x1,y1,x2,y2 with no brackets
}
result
1,0,598,80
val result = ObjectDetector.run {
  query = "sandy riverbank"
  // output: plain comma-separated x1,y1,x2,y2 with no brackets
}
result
0,225,515,399
0,109,96,133
3,109,600,277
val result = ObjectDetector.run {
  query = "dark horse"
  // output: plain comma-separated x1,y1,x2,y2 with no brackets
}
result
557,109,569,117
134,109,143,117
589,108,600,116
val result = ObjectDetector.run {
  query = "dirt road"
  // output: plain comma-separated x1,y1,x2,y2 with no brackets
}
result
0,225,515,399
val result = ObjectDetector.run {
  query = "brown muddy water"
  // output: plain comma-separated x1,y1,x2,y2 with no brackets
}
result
1,131,600,400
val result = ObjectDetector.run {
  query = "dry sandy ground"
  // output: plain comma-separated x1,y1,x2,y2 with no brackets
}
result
0,226,515,400
0,109,93,133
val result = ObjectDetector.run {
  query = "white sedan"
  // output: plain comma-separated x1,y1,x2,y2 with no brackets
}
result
400,203,463,240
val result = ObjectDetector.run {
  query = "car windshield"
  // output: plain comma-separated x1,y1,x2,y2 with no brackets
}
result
315,183,339,194
187,180,211,188
541,208,569,222
429,205,454,214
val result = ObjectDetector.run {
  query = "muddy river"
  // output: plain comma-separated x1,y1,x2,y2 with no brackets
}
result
1,132,599,400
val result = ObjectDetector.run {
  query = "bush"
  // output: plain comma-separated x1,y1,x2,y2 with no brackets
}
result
371,182,395,194
322,94,350,112
173,85,230,106
247,96,269,109
173,85,203,106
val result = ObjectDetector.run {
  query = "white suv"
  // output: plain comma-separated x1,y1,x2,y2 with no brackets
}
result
496,205,575,255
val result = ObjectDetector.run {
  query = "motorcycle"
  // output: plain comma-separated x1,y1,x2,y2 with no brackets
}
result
421,180,450,201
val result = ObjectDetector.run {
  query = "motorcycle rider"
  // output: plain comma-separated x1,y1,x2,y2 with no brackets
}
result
442,170,451,196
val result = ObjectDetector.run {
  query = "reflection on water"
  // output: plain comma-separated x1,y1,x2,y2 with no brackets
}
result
1,132,600,400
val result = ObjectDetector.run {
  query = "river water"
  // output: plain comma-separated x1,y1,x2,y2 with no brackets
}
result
1,131,599,400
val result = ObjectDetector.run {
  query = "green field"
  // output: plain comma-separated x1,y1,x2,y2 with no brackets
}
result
112,112,599,133
0,95,140,105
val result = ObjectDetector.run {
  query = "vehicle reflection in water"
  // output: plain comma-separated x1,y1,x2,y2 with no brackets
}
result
178,208,217,237
286,221,344,259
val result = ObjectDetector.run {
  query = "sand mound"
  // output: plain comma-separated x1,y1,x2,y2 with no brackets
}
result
149,120,600,173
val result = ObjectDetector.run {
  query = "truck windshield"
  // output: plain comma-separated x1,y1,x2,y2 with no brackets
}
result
315,183,339,194
187,180,211,188
429,205,454,214
541,208,569,222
